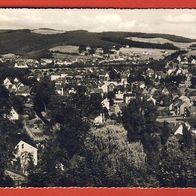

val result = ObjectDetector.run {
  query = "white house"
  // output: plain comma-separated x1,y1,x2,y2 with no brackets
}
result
68,87,77,94
95,48,104,55
51,74,67,81
14,141,38,174
101,98,110,110
51,75,61,81
94,113,105,125
86,46,91,51
114,91,124,103
177,55,182,62
162,87,170,95
147,96,157,105
191,59,196,65
40,58,53,66
64,61,72,66
56,86,64,96
14,62,28,69
8,107,19,121
167,68,176,75
121,78,128,87
14,78,19,83
139,82,145,89
174,122,191,135
3,78,12,89
174,124,183,135
179,95,192,107
99,83,108,93
60,73,67,78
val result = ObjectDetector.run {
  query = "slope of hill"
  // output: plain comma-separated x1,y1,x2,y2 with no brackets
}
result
126,37,196,49
101,36,179,50
0,29,195,58
0,30,117,56
100,31,196,43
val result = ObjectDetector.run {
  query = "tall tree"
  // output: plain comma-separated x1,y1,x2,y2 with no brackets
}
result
31,77,55,113
159,136,196,187
84,124,147,187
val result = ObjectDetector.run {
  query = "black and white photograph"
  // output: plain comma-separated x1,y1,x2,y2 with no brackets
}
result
0,9,195,188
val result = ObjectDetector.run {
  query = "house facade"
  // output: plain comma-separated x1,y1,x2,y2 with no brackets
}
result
14,141,38,175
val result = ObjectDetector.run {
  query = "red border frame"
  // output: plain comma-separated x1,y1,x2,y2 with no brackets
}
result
0,188,195,196
0,0,195,196
0,0,195,8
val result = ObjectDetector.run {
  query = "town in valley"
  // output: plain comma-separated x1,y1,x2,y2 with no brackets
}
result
0,20,195,187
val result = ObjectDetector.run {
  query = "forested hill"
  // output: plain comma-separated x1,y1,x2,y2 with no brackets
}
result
100,31,195,43
0,29,195,57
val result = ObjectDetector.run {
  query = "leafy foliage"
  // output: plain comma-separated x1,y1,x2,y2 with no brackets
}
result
83,124,147,187
159,136,196,187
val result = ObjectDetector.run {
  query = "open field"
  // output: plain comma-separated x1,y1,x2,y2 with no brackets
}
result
119,47,176,60
31,29,66,35
52,52,90,61
186,49,196,56
126,37,196,49
49,45,80,54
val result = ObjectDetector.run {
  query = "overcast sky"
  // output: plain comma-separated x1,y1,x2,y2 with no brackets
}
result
0,9,196,38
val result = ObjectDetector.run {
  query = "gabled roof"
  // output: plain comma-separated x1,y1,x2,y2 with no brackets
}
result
149,87,158,95
16,140,37,151
91,88,103,94
173,123,183,135
187,106,196,114
175,100,187,107
17,86,31,93
162,87,169,93
189,91,196,96
142,89,148,94
117,102,126,110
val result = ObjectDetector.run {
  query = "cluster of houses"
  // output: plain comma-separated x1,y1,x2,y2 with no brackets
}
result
0,44,163,69
28,54,196,123
1,49,196,186
3,77,31,96
2,77,43,186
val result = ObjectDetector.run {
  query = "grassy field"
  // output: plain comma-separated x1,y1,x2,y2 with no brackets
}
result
119,47,176,60
49,45,80,54
31,29,66,35
126,37,196,49
52,52,90,61
186,49,196,56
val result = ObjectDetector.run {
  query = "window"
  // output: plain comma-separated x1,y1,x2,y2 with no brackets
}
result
21,144,24,149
